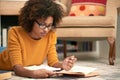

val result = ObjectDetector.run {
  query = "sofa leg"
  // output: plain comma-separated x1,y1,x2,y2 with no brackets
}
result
107,37,116,65
62,40,67,58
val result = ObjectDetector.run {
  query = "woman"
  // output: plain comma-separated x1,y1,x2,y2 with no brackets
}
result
0,0,77,78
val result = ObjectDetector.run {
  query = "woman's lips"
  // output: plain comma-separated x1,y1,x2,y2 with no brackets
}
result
40,33,46,36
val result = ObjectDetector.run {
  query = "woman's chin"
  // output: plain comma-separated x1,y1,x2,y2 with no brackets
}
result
40,34,46,38
40,35,45,38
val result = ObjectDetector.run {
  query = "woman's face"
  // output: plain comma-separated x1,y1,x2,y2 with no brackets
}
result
29,16,53,39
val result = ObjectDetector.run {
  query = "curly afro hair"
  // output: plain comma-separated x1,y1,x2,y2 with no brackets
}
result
19,0,65,32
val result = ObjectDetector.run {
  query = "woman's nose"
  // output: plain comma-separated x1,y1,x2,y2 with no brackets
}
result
43,27,49,32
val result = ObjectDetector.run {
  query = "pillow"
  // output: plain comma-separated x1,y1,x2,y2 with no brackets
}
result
69,0,107,16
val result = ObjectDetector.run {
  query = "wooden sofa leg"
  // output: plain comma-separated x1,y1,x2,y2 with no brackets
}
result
62,40,67,58
107,37,116,65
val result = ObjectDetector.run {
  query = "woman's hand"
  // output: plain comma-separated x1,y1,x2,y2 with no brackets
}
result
62,55,77,71
13,64,55,78
32,69,55,78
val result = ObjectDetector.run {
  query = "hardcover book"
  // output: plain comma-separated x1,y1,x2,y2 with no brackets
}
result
0,71,12,80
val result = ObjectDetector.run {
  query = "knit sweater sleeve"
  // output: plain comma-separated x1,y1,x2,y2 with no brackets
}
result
8,27,23,67
47,31,59,67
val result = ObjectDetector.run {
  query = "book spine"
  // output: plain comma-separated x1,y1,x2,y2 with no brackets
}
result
2,28,7,47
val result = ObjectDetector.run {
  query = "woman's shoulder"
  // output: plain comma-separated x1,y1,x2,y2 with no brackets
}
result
9,26,22,30
8,26,23,33
45,30,57,41
47,30,56,36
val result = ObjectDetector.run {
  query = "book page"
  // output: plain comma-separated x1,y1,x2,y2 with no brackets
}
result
59,66,97,75
24,64,61,71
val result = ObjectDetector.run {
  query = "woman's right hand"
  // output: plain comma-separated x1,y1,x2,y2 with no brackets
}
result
13,64,55,78
32,69,55,78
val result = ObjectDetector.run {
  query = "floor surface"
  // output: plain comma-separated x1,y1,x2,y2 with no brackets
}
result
8,54,120,80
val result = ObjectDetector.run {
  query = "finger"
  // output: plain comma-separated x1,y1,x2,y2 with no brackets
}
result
67,62,73,68
47,71,55,77
39,74,49,78
72,57,77,62
68,56,77,62
72,57,77,63
49,72,56,77
44,74,49,78
69,55,75,59
67,59,74,64
65,66,71,71
63,62,73,69
67,58,76,63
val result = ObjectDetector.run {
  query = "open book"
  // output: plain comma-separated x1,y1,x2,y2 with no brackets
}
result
0,71,12,80
56,66,99,77
25,65,99,78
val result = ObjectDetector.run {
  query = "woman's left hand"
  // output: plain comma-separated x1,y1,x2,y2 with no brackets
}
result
62,55,77,71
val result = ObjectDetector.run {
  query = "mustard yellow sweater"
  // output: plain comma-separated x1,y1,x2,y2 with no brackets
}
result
0,27,59,70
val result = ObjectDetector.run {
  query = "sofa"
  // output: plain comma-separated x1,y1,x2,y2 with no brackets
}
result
56,0,120,65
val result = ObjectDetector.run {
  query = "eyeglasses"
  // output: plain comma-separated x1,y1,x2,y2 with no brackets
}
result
35,20,54,30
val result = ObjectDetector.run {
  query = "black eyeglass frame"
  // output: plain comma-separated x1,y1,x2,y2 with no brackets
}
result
35,20,54,30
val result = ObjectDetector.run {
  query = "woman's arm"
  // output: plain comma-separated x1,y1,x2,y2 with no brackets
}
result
13,64,55,78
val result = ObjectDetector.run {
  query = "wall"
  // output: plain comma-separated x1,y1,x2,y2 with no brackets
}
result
116,16,120,58
99,16,120,59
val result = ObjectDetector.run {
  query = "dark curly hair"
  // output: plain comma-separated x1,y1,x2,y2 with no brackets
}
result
19,0,65,32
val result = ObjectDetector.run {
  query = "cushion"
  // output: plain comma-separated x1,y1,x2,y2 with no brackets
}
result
60,16,114,27
69,0,107,16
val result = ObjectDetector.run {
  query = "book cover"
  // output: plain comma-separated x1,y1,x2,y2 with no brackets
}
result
2,28,7,47
0,71,12,80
